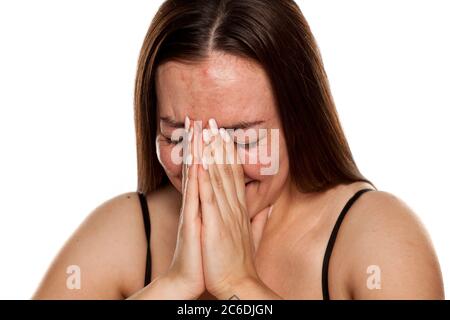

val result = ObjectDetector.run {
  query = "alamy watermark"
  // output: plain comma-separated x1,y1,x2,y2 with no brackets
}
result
66,265,81,290
366,265,382,290
169,120,280,175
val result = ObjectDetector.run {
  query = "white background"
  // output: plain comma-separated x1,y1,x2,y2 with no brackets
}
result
0,0,448,299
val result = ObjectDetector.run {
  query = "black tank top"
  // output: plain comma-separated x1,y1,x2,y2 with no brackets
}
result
138,192,152,287
137,188,374,299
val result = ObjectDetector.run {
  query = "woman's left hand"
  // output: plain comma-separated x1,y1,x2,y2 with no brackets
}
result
198,121,272,299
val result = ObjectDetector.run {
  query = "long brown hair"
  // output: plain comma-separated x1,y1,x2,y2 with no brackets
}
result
134,0,374,194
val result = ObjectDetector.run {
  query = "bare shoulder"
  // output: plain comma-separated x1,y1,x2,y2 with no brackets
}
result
147,183,182,220
33,191,154,299
335,190,445,299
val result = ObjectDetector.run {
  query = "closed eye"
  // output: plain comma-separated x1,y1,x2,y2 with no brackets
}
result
164,135,183,145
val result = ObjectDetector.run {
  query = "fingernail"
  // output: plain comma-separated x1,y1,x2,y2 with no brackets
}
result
202,156,208,170
220,128,231,143
208,118,219,135
185,116,190,131
225,130,232,143
268,205,274,218
203,129,211,143
219,128,226,141
186,153,193,166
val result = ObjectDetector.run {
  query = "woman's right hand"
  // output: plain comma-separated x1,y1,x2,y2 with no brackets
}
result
163,118,205,299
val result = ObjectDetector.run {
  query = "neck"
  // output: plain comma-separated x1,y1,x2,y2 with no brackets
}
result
268,177,329,231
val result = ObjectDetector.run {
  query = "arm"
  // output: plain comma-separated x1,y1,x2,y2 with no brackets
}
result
32,193,159,299
339,191,444,299
213,276,283,300
132,123,206,300
33,188,203,300
127,275,199,300
32,193,136,299
197,124,283,300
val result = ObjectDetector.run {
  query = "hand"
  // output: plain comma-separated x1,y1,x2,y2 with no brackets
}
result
198,120,272,298
163,118,205,299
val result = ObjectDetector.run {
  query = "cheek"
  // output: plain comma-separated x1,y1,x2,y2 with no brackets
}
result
241,163,263,181
242,136,289,217
238,130,287,180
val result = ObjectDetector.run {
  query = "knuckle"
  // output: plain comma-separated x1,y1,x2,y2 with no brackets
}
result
230,203,242,217
223,164,233,176
211,171,223,189
203,191,215,206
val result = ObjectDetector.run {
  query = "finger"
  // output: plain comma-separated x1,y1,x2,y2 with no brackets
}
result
198,144,223,229
203,137,231,218
205,130,237,218
251,205,272,253
221,128,246,208
182,125,199,224
181,122,190,193
193,120,203,166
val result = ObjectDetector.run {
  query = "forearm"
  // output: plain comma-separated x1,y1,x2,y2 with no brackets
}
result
215,276,283,300
127,276,198,300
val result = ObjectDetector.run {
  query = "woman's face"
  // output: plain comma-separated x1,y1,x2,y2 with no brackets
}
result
155,51,290,218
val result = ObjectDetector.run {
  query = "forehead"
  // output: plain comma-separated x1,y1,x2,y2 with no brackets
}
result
155,52,276,126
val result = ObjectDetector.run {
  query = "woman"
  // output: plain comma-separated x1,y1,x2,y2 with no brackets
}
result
33,0,444,300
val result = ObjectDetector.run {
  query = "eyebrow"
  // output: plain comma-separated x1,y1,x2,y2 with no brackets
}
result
226,120,265,130
160,117,265,130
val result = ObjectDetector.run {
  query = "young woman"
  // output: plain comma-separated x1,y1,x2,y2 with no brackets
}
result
33,0,444,300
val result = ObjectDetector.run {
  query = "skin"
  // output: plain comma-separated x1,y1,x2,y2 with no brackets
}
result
33,52,445,300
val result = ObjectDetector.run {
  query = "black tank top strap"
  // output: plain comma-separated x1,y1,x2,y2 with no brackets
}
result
321,188,375,300
138,191,152,287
